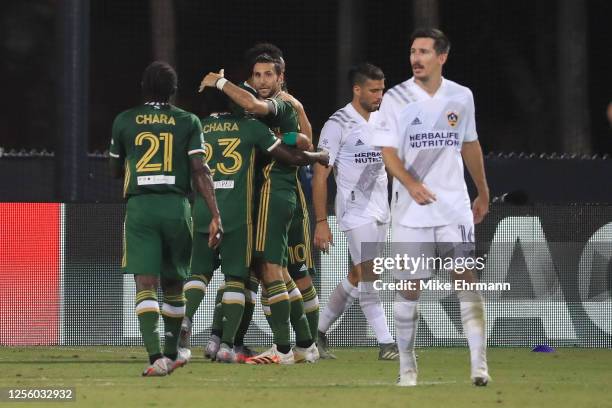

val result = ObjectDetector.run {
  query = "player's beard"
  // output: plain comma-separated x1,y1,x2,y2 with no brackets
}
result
360,99,380,113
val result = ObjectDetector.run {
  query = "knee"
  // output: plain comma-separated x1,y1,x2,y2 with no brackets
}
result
161,278,184,295
135,275,158,292
347,265,361,286
295,276,312,291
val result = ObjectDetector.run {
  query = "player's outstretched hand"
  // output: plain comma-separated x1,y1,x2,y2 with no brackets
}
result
472,195,489,224
198,69,225,93
314,220,333,254
208,216,223,249
407,182,436,205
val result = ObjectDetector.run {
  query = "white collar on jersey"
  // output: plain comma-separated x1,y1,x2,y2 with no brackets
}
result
345,102,374,124
409,76,447,99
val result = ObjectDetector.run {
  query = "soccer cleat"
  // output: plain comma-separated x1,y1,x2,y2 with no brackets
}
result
396,369,418,387
472,367,491,386
379,343,400,360
317,331,336,360
166,347,191,374
216,343,237,364
204,334,221,361
245,344,294,365
142,357,168,377
234,345,258,364
178,317,192,349
293,343,320,363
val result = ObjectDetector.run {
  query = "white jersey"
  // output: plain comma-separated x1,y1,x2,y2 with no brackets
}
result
318,103,390,231
371,77,477,228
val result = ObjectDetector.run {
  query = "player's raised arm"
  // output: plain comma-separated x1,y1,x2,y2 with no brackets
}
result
189,157,223,248
199,70,274,117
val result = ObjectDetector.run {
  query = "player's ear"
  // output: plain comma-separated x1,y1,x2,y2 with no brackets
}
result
438,52,448,66
353,84,361,97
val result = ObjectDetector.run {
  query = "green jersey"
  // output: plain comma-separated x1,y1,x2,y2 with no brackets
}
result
109,103,205,198
192,113,280,233
259,96,301,192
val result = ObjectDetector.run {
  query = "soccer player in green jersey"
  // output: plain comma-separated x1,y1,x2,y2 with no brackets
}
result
200,53,319,364
180,89,328,363
109,61,222,376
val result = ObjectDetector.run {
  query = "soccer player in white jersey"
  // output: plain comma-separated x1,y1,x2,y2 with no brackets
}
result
313,63,398,361
371,28,491,386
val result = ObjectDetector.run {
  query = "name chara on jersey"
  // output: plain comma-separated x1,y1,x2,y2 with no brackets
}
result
135,114,176,125
202,122,240,133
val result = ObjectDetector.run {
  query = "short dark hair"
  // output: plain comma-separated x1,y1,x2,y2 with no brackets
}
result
201,88,230,116
348,62,385,86
252,53,283,76
410,28,451,55
245,43,285,71
141,61,177,102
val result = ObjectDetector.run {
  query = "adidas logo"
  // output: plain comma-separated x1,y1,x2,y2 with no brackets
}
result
411,117,422,125
355,139,365,146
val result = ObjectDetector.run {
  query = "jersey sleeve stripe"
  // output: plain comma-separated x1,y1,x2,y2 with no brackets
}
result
388,88,411,104
327,117,344,127
188,148,206,155
267,138,282,152
334,110,351,122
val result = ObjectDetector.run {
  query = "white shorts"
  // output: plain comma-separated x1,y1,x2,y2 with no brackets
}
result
344,221,389,266
391,221,475,280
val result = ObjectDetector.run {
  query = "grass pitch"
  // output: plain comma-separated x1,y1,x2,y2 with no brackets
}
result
1,347,611,408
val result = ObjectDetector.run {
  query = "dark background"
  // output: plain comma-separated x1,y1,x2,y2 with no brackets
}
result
0,0,610,154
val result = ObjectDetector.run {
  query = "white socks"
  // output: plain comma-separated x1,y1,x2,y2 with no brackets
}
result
394,295,419,374
457,290,488,377
359,281,394,344
318,278,358,333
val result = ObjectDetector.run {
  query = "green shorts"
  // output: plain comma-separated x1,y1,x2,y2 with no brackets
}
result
191,223,252,282
254,184,296,267
287,183,316,280
122,194,192,280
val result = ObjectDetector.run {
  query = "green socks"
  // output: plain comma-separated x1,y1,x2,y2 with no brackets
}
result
286,279,313,347
264,280,290,349
135,290,161,362
184,274,209,320
220,280,246,347
161,293,186,359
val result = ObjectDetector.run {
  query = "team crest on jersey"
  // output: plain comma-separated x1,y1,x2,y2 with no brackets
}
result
447,111,459,127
